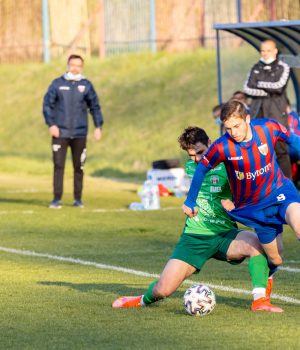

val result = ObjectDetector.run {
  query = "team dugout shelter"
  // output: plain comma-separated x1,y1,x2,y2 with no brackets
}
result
214,20,300,113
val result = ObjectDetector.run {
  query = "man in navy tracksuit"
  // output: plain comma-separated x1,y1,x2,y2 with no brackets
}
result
43,54,104,208
243,40,291,178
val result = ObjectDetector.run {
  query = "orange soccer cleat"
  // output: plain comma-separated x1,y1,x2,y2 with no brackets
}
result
251,297,283,313
112,295,143,308
266,277,273,300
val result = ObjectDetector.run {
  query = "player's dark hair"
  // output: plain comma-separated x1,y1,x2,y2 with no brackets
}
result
231,90,246,99
261,39,277,48
220,100,247,122
212,104,223,114
178,126,209,150
232,90,244,96
68,54,84,63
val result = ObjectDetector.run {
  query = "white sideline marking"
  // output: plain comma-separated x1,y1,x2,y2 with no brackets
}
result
0,210,33,215
0,246,299,305
280,266,300,273
92,207,178,213
0,207,179,215
92,208,127,213
4,189,38,193
285,260,300,264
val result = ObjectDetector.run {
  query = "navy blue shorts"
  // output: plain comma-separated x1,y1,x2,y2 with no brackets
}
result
226,180,300,244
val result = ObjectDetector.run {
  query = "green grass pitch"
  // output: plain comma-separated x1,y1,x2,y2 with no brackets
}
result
0,174,299,350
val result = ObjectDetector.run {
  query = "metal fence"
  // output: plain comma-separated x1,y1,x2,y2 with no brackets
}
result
1,0,300,63
104,0,156,55
0,0,42,63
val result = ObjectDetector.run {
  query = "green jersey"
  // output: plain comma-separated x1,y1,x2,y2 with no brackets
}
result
183,160,236,236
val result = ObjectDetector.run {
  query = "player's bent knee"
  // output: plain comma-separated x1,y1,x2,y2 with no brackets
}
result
269,255,283,266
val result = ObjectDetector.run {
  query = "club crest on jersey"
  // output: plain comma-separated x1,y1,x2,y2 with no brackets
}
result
78,85,85,93
210,175,219,184
258,144,268,156
235,170,245,180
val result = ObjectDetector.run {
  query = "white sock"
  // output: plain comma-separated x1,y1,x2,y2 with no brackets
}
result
140,295,145,306
252,287,266,301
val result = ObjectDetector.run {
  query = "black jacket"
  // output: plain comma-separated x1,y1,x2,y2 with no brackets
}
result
244,59,290,126
43,75,104,138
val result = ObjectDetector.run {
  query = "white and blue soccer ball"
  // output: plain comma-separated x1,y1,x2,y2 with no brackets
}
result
183,284,216,316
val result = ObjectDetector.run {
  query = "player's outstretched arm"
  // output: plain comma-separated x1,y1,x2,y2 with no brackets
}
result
183,162,209,217
182,204,198,218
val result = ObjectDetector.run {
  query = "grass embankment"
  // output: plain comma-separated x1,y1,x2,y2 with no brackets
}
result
0,48,258,180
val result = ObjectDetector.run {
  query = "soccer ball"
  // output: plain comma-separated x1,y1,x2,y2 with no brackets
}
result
183,284,216,316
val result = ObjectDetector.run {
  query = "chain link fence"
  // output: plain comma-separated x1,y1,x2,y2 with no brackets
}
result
0,0,300,63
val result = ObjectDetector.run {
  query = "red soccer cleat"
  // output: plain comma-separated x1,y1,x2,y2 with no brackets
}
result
266,277,273,300
112,295,143,308
251,297,283,313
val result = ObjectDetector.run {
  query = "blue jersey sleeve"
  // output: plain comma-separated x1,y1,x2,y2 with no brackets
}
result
184,162,209,209
267,119,300,159
270,120,290,142
270,120,300,147
289,133,300,159
184,140,224,210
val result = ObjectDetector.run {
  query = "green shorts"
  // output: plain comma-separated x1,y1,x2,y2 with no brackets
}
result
170,228,244,273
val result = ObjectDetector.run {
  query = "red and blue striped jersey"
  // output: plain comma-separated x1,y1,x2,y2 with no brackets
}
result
288,111,300,136
199,119,292,207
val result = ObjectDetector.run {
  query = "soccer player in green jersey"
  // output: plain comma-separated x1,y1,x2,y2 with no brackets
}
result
112,127,282,312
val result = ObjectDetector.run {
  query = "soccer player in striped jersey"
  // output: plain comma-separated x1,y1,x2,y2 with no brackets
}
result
112,127,282,312
183,100,300,271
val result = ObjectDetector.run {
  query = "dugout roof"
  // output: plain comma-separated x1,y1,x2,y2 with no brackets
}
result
214,20,300,112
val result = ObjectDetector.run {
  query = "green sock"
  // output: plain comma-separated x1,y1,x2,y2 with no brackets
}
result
142,280,160,305
248,254,269,289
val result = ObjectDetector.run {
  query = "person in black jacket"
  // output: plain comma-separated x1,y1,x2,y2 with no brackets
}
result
43,54,104,208
244,39,291,178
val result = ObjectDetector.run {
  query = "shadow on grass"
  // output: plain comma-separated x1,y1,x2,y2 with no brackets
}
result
0,197,48,207
215,294,250,308
172,294,249,316
38,281,147,296
38,281,248,312
91,167,145,182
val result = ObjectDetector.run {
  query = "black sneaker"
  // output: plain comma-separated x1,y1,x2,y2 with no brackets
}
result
49,199,62,209
73,200,84,208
